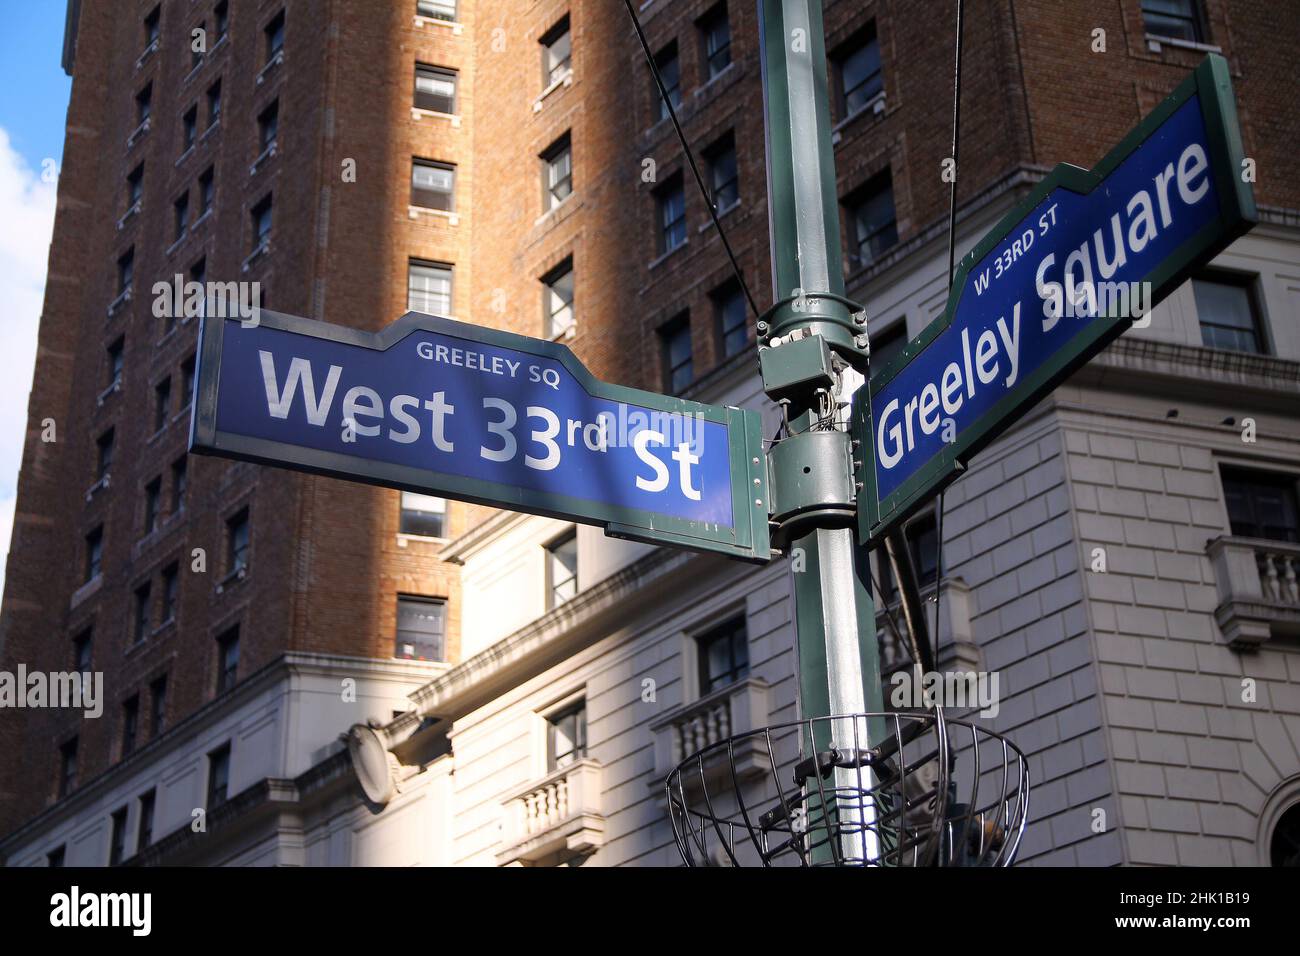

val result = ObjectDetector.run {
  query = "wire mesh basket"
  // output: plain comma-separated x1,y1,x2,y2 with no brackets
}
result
665,710,1029,867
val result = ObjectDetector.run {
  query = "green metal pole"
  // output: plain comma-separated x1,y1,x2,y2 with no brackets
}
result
757,0,885,864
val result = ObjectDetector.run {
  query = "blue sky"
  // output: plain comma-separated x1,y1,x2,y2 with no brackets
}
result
0,1,72,171
0,2,71,590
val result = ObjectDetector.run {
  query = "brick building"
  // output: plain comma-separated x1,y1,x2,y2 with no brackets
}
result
1,0,1298,866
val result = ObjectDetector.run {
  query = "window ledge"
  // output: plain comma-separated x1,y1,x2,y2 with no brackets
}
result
533,194,575,227
107,286,133,319
165,230,189,258
411,107,461,127
249,141,278,177
215,566,248,594
96,379,122,407
69,575,103,610
191,207,213,232
409,205,459,225
182,59,203,86
412,15,463,35
1145,34,1222,54
831,90,887,143
201,119,221,143
242,239,271,273
84,474,111,502
126,117,151,150
696,200,740,232
396,532,450,548
116,200,142,232
210,34,229,57
647,238,688,271
256,49,285,86
175,145,195,168
693,60,735,98
135,38,160,71
532,70,574,112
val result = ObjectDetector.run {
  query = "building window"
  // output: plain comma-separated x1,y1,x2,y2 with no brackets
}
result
258,100,279,154
395,596,446,661
547,701,587,771
121,696,139,757
133,582,152,643
181,354,196,407
713,280,748,359
705,132,738,212
655,174,686,255
1221,469,1299,543
162,563,179,623
182,105,197,153
653,43,681,122
72,629,92,673
542,260,575,339
173,192,189,241
1141,0,1205,43
411,159,455,211
877,510,939,602
660,313,693,393
697,616,750,694
136,83,152,125
95,428,114,480
138,790,156,851
251,194,273,250
207,743,231,807
171,456,188,512
47,846,65,868
207,79,222,127
547,531,578,609
845,172,898,271
834,25,883,119
226,508,250,573
408,260,452,314
59,737,78,797
542,134,573,211
85,526,103,583
150,675,167,736
698,4,732,80
414,64,456,113
198,167,214,216
109,807,128,865
215,1,228,41
117,247,134,294
417,0,457,22
869,320,908,376
1193,273,1265,354
143,5,161,47
216,627,240,694
154,376,171,433
399,491,446,537
264,10,285,62
144,477,162,534
107,337,125,387
126,164,144,207
541,16,572,87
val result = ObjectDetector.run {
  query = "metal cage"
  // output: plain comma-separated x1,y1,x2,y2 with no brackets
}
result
666,710,1029,867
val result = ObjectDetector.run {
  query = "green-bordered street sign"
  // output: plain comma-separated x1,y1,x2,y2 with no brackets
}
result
854,53,1256,547
190,309,772,563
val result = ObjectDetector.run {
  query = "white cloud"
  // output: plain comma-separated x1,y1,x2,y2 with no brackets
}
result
0,127,57,592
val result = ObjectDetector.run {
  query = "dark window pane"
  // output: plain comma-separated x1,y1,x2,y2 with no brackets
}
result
548,532,578,608
697,616,749,693
547,701,587,770
415,66,456,113
395,597,446,661
1222,469,1299,543
399,491,446,537
1193,276,1263,354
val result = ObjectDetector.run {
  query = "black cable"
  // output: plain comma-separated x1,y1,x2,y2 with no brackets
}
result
933,0,965,665
621,0,762,322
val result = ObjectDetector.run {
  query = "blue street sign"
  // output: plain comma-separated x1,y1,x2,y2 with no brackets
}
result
191,310,771,563
854,54,1256,547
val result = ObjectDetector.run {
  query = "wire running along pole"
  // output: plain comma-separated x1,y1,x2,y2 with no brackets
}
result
621,0,763,323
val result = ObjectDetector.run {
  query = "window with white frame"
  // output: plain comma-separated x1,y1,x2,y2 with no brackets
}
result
546,700,587,771
541,16,572,87
542,134,572,211
408,260,453,314
395,596,446,661
414,65,456,113
399,491,446,537
411,160,455,211
543,260,575,339
547,531,578,608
